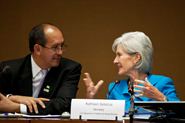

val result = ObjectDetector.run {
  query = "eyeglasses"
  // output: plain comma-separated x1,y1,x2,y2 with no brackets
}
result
39,43,68,53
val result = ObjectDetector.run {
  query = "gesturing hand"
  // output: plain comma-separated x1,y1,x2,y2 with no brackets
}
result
134,77,165,101
83,73,104,99
9,95,50,114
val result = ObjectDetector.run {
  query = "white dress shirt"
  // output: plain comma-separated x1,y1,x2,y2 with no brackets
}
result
20,55,49,114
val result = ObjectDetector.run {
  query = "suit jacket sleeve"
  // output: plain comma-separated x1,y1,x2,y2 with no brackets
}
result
155,77,180,101
28,60,82,115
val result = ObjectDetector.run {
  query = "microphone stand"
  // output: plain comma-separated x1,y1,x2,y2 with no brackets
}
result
106,79,120,99
128,82,137,123
106,83,116,99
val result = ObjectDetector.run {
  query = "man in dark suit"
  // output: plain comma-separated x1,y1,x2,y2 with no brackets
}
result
0,23,82,115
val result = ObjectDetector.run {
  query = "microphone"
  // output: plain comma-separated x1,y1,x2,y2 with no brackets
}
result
106,79,120,99
0,66,10,75
128,81,135,123
128,81,134,94
0,66,10,91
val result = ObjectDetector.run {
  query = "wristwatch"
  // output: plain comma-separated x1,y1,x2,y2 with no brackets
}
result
6,94,12,98
163,96,168,102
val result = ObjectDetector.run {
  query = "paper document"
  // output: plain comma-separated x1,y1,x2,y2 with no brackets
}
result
0,113,62,118
22,114,62,118
0,113,23,117
123,110,152,120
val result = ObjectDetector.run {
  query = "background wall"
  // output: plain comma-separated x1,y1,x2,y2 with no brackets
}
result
0,0,185,100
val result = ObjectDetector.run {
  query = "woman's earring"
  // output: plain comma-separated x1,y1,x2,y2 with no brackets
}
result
133,64,136,68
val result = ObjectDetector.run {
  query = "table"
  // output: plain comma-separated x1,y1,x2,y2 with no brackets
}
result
0,117,157,123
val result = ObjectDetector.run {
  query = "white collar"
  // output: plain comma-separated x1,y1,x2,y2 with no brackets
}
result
31,55,50,79
31,55,42,79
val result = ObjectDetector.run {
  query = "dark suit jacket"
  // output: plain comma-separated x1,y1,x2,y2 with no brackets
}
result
0,54,82,115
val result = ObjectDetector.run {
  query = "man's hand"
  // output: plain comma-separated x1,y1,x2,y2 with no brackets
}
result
83,73,104,99
0,93,20,113
8,95,50,114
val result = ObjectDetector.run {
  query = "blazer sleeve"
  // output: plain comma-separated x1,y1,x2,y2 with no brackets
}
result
27,62,82,115
156,77,180,101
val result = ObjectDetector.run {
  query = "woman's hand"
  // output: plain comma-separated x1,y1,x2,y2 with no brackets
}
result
134,77,166,101
83,73,104,99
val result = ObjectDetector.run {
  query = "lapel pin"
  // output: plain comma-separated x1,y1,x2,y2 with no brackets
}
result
43,85,50,92
46,85,50,89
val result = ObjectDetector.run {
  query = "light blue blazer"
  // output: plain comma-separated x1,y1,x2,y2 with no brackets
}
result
107,73,180,111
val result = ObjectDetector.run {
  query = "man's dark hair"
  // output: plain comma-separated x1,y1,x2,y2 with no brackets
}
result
29,23,56,52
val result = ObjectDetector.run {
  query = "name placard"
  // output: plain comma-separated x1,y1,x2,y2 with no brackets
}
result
70,99,125,121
